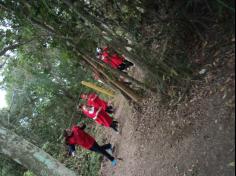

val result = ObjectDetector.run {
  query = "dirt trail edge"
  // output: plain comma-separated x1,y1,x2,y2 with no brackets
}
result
100,43,235,176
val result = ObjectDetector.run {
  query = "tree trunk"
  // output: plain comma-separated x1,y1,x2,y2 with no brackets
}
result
92,57,157,91
0,40,33,57
79,53,143,103
0,124,78,176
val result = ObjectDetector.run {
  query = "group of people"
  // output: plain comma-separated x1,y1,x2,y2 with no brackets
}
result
64,92,118,166
79,93,119,133
64,47,135,167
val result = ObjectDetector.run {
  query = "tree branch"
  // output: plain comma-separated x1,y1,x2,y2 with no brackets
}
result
0,43,22,57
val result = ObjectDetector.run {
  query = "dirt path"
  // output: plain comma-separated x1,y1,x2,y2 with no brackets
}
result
99,36,235,176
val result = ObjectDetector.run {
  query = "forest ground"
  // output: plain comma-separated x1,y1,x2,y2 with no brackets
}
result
99,24,235,176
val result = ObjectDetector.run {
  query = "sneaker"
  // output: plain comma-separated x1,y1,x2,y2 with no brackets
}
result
111,159,117,166
106,148,113,155
116,124,120,134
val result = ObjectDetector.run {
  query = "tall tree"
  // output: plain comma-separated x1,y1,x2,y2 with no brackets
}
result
0,124,77,176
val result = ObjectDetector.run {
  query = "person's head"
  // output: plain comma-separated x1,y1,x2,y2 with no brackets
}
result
96,47,102,59
96,47,102,54
63,128,73,142
76,104,85,111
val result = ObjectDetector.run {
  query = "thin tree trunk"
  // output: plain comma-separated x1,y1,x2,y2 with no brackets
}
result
0,124,78,176
0,39,36,68
0,42,28,57
78,53,142,102
91,57,157,91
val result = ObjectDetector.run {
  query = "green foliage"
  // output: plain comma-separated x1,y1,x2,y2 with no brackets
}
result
0,24,98,174
23,171,36,176
0,154,26,176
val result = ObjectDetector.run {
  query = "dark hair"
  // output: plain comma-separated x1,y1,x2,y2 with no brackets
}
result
63,130,70,145
63,130,69,138
78,104,84,110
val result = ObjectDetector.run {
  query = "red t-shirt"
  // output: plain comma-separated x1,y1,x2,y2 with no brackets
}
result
82,107,112,127
67,125,95,149
101,47,124,69
87,93,108,111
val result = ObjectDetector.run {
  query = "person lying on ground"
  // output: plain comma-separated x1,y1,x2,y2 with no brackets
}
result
80,92,114,114
96,47,134,71
64,124,117,166
78,104,119,133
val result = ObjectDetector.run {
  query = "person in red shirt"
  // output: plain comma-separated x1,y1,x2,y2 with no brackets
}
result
80,93,114,114
64,124,117,166
78,104,119,133
96,47,134,71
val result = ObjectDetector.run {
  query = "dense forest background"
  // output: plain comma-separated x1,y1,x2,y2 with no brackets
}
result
0,0,234,176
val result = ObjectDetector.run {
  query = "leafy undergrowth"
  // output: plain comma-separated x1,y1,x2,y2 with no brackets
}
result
139,0,235,100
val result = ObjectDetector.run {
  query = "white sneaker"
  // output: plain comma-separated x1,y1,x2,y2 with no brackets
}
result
106,148,113,155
